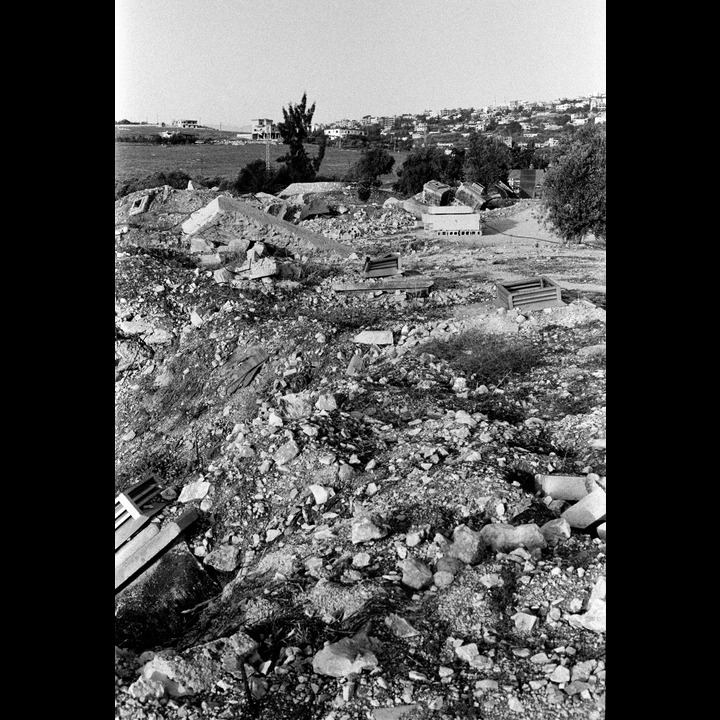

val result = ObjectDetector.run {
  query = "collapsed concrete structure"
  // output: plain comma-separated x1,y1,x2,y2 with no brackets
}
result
181,195,353,259
455,182,486,211
423,180,452,206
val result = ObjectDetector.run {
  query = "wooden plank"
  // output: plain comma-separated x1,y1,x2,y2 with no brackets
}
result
115,514,151,550
115,508,200,592
114,502,169,550
332,279,434,293
117,493,143,519
115,523,160,570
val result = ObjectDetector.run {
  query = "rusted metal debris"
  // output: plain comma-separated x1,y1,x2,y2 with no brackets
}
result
362,254,402,278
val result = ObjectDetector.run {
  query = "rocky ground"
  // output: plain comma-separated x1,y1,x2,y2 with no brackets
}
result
115,185,606,720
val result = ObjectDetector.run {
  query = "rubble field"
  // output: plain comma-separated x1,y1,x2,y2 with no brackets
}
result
115,185,606,720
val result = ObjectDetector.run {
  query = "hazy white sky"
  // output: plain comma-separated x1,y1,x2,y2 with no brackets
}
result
115,0,605,128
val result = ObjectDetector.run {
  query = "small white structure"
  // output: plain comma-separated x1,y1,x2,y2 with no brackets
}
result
422,205,481,237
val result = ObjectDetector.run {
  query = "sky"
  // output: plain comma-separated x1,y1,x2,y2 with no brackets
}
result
115,0,605,130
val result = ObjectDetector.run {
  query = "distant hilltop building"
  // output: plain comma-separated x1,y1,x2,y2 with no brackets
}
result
252,119,280,141
172,119,199,128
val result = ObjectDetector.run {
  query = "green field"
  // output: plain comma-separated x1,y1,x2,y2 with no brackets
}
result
115,130,408,185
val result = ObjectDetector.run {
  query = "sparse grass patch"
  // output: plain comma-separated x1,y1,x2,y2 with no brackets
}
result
420,330,544,387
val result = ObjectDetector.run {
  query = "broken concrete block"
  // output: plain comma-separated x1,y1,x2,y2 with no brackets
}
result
213,267,234,284
273,439,300,465
399,557,433,589
248,257,278,279
312,631,378,678
141,652,214,697
539,518,571,547
353,330,394,345
199,254,222,269
203,544,241,573
190,237,212,253
178,480,211,503
445,524,484,564
581,598,606,633
596,522,606,541
315,393,338,412
346,353,365,376
560,488,606,529
351,515,388,544
308,484,330,505
479,523,547,553
512,612,538,634
535,474,589,502
384,613,419,638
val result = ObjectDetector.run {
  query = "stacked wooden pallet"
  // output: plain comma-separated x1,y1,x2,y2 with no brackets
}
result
495,276,565,311
115,476,199,593
362,254,402,279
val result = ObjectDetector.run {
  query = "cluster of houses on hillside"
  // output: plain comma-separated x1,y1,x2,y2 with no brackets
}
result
314,92,606,150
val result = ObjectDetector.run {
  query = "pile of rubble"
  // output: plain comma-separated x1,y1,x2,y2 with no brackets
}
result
115,184,606,720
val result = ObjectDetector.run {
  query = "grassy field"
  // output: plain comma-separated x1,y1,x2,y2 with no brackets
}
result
115,129,408,185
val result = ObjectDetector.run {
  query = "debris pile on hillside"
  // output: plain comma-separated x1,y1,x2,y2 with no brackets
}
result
115,188,606,720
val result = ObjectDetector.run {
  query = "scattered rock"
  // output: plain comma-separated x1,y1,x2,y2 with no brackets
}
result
384,613,420,638
352,514,388,544
178,479,211,503
273,439,300,465
399,557,433,590
312,630,378,678
539,518,572,547
445,524,485,564
479,523,547,553
561,488,606,529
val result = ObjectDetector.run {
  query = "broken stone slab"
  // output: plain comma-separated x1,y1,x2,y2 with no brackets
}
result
596,522,606,541
213,267,234,284
512,611,538,634
273,439,300,465
539,518,572,547
346,353,365,376
581,598,606,633
140,651,215,697
178,479,211,503
246,257,278,280
281,392,314,420
308,484,331,505
455,643,493,670
353,330,394,345
315,393,338,412
203,544,241,573
351,514,388,544
312,630,378,678
190,237,213,253
373,705,419,720
479,523,547,553
399,557,433,590
535,474,589,502
444,524,485,564
384,613,420,638
560,488,606,529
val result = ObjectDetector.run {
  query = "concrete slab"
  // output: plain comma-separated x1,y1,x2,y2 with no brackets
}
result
560,489,606,529
354,330,394,345
535,475,589,502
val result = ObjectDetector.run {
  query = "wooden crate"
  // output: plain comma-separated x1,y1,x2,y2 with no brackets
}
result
115,474,168,549
496,276,564,311
362,254,402,278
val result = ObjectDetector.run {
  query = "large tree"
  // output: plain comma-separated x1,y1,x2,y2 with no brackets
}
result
393,146,447,196
463,132,512,188
345,147,395,186
541,124,606,244
276,92,324,182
